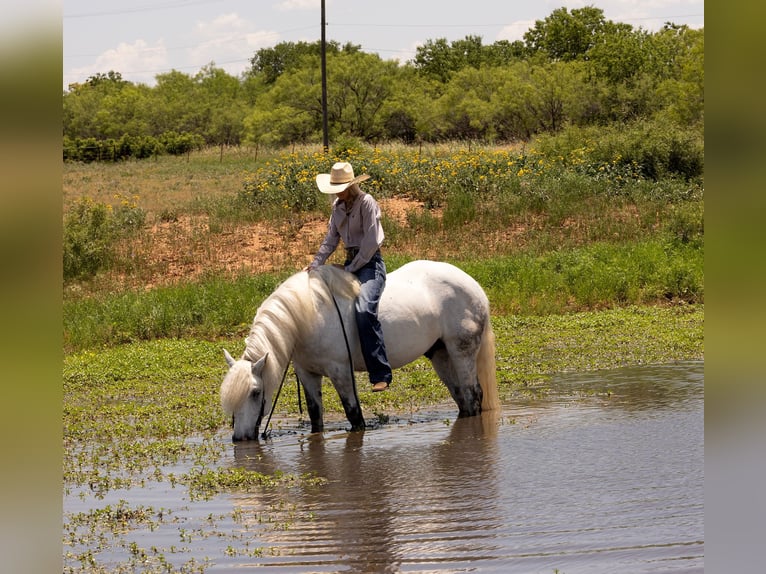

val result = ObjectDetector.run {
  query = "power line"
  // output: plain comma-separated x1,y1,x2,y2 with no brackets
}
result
64,24,317,60
64,0,225,19
329,14,703,28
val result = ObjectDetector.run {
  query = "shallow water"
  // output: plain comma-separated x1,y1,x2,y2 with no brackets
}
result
64,362,703,573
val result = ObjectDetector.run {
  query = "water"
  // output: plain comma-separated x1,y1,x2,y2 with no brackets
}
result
64,362,703,573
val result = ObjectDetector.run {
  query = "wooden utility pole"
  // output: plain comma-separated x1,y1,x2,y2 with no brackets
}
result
320,0,329,152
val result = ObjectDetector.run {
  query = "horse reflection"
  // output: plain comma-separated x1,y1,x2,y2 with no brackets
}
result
229,409,501,571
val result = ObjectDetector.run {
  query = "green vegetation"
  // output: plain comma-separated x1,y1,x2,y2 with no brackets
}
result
63,7,702,159
63,118,703,351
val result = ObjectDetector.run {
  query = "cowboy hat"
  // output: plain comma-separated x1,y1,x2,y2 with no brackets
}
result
316,162,371,194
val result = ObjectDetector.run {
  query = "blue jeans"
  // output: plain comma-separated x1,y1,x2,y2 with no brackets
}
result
349,251,393,385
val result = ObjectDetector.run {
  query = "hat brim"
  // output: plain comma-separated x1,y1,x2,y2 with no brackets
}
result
316,173,370,194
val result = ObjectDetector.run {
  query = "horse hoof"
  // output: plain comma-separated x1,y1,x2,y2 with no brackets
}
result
371,382,389,392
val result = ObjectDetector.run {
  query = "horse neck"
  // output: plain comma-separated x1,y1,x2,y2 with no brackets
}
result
243,271,318,393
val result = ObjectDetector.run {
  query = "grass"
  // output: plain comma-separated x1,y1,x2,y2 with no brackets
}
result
63,239,701,352
63,141,703,350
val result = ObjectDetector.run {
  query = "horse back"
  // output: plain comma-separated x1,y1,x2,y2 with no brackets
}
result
380,261,489,367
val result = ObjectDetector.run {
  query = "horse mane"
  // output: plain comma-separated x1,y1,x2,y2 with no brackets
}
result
241,266,359,383
221,267,361,416
221,362,255,416
310,265,361,302
244,271,316,367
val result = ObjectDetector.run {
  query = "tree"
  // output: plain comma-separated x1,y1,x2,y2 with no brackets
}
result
63,71,150,139
326,52,398,140
150,70,204,135
414,38,457,82
435,66,505,140
243,64,322,147
650,26,704,125
588,22,650,84
484,40,527,66
524,6,608,61
195,64,246,147
248,40,361,84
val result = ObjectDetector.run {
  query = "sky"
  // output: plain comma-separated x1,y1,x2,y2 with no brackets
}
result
62,0,704,90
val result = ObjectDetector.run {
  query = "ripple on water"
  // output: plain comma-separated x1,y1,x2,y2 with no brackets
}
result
64,362,703,573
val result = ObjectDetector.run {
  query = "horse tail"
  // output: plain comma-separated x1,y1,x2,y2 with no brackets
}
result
477,318,500,412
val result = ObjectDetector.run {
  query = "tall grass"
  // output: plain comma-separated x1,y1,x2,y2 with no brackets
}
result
64,273,283,351
64,236,702,352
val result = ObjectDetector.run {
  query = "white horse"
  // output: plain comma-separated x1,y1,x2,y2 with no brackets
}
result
221,260,500,441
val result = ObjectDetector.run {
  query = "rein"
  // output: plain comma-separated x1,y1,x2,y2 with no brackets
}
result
260,272,359,440
329,290,360,409
260,361,291,440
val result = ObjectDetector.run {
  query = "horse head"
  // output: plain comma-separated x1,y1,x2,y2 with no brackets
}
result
221,349,269,441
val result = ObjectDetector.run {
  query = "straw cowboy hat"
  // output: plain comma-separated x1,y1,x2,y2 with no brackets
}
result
316,162,371,194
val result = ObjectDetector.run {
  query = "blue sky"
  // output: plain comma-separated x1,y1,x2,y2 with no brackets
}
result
62,0,704,89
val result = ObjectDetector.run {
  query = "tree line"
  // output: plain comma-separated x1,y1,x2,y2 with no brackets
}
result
62,6,703,161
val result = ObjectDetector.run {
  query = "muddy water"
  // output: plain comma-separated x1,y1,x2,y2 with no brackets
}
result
64,362,703,573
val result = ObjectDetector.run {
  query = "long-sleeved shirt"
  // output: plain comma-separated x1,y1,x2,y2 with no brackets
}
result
311,191,385,273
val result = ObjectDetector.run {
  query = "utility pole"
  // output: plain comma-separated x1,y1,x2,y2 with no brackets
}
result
320,0,329,152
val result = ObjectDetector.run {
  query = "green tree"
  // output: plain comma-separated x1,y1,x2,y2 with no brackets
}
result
414,36,526,82
380,66,441,142
435,66,505,140
650,25,704,125
414,38,458,82
243,64,321,147
150,70,205,136
326,51,398,140
588,22,650,84
63,71,137,139
195,64,246,147
524,6,608,61
248,40,361,84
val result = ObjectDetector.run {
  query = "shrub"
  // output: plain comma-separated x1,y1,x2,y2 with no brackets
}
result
63,196,146,281
63,198,118,280
532,120,704,182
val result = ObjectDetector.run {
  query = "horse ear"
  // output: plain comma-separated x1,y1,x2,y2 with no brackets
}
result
223,348,236,367
251,352,269,377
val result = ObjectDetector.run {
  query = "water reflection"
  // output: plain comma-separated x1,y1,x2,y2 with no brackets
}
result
518,361,704,414
223,362,703,573
230,410,502,571
62,362,703,573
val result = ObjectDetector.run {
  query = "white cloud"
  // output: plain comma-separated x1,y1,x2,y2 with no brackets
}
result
275,0,319,11
65,38,168,87
189,13,279,77
497,20,535,43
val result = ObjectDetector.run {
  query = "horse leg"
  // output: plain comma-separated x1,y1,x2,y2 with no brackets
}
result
295,368,324,434
430,345,483,417
330,375,366,432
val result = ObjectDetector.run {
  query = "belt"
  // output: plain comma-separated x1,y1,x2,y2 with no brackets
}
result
345,247,360,260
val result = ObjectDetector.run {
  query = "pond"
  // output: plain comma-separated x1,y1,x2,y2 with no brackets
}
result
64,361,703,573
